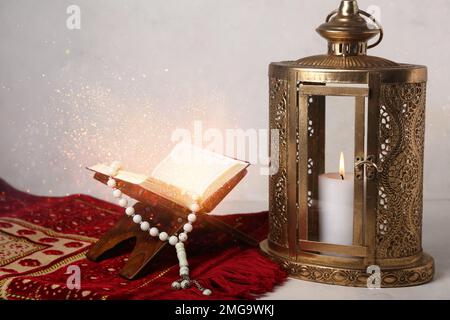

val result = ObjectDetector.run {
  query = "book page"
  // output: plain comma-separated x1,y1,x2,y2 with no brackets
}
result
88,163,148,184
88,144,249,211
150,143,248,201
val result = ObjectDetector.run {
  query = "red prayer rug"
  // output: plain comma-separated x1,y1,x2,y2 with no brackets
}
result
0,179,286,300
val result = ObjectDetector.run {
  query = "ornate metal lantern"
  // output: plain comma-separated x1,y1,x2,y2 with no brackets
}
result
261,0,434,287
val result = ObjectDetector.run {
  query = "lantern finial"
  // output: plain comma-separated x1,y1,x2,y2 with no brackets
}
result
316,0,383,56
338,0,359,16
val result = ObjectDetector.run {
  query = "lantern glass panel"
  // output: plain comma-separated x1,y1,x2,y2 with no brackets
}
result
324,96,355,173
319,95,357,246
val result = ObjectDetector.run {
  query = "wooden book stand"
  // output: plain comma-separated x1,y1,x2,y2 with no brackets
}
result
86,169,258,280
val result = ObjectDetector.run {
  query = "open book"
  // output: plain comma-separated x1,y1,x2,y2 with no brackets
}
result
88,143,249,213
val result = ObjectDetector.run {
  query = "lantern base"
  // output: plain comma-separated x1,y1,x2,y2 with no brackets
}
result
260,240,434,288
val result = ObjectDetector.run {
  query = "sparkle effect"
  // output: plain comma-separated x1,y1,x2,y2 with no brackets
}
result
4,73,229,198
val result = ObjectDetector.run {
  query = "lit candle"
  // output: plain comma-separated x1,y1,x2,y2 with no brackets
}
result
318,152,354,246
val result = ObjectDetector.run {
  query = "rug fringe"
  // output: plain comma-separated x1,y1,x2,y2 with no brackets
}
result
188,248,287,300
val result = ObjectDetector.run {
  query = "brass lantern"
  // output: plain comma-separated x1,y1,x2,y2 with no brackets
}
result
261,0,434,287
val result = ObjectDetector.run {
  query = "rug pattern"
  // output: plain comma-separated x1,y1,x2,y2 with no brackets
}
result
0,179,285,300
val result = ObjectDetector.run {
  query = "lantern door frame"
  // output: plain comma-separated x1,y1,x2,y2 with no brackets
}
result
292,73,379,267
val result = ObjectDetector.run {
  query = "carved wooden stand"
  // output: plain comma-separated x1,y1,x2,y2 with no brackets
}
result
86,170,257,280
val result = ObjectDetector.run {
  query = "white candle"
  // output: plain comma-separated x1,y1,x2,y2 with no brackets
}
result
318,152,354,246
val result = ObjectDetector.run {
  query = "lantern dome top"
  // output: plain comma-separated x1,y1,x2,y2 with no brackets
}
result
288,0,401,69
316,0,382,56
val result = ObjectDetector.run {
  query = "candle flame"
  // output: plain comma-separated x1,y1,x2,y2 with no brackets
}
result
339,152,345,180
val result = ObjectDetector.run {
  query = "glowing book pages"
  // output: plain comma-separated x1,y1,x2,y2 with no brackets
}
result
89,143,249,213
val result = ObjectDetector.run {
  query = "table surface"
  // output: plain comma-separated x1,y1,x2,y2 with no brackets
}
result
214,200,450,300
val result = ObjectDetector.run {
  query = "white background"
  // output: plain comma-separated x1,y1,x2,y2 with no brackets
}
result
1,0,449,210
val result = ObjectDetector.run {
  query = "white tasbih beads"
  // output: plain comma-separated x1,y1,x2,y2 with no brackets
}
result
106,161,211,296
